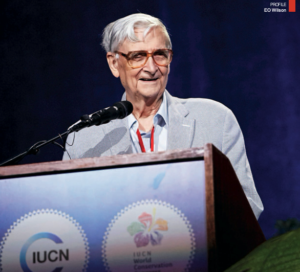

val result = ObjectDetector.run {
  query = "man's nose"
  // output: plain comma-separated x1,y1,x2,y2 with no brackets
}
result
143,56,157,74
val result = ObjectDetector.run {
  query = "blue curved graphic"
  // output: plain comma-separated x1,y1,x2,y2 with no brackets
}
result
20,232,63,272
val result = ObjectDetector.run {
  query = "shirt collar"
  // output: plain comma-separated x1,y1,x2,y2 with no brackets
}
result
128,112,138,132
126,91,168,132
154,91,168,127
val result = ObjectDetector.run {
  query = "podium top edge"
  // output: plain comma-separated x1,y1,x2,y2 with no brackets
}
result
0,147,204,178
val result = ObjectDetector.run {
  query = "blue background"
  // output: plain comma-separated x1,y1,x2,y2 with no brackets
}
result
0,0,299,239
0,161,207,271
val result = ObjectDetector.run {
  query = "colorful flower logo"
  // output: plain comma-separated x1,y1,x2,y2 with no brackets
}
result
127,208,168,247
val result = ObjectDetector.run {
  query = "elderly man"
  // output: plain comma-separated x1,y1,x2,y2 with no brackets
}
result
63,13,263,219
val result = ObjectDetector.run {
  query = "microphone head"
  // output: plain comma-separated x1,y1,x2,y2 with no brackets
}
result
113,101,133,119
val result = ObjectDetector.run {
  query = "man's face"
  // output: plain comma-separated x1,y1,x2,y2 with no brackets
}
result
108,27,170,102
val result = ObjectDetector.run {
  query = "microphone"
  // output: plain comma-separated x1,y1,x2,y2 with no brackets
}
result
69,101,133,132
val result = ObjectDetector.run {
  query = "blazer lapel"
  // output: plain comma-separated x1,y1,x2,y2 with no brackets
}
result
115,90,195,153
102,118,133,155
166,92,195,150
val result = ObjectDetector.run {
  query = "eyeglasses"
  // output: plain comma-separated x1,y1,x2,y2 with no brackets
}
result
115,49,173,69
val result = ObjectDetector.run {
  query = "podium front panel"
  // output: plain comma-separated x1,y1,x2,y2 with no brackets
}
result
0,159,207,272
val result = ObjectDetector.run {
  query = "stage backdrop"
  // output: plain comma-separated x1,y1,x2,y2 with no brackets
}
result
0,0,299,239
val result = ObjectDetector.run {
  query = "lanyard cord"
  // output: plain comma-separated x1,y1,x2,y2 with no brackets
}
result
136,126,155,153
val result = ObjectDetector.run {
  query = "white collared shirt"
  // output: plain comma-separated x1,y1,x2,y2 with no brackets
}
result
127,92,168,153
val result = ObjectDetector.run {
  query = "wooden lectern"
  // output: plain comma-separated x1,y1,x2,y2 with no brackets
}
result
0,144,265,272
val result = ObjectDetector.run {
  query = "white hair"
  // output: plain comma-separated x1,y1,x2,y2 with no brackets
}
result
101,13,172,53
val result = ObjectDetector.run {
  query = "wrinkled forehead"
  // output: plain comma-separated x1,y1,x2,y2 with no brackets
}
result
118,27,170,53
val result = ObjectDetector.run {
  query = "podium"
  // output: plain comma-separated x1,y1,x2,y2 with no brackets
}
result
0,144,265,272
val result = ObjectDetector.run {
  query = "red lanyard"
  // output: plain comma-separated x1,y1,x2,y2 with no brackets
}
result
136,126,154,153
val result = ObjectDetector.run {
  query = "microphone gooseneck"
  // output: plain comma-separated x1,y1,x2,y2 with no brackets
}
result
0,101,133,166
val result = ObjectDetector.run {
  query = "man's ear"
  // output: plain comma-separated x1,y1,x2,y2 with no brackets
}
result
106,52,120,78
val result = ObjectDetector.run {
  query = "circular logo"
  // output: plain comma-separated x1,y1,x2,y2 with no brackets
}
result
102,200,195,272
0,209,89,272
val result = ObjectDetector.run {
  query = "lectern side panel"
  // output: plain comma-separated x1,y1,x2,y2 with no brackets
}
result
0,160,206,272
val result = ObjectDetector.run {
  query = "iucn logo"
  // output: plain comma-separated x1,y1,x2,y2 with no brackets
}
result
20,232,69,272
102,200,195,272
0,209,89,272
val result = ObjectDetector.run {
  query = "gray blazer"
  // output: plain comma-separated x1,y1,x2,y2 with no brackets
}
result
63,90,263,219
